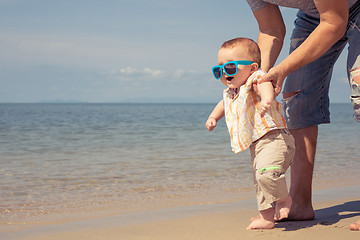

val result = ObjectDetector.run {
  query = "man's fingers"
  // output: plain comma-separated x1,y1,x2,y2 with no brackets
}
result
257,75,269,83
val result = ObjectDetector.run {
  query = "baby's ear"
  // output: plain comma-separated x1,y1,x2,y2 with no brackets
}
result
250,63,259,73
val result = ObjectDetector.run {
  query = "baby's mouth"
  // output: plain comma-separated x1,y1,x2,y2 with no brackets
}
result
226,77,234,82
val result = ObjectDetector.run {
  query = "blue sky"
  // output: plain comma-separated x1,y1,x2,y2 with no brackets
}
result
0,0,351,103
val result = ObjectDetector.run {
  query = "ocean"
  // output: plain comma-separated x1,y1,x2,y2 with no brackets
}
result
0,103,359,226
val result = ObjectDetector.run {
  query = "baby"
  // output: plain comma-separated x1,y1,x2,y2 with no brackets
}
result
206,37,295,229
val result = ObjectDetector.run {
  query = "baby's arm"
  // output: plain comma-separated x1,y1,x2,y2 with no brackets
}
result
206,99,224,131
256,81,274,116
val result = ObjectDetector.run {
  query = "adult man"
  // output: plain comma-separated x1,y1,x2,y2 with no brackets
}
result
245,0,360,230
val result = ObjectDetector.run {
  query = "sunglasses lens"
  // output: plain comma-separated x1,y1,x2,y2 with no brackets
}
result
224,63,237,75
213,67,222,79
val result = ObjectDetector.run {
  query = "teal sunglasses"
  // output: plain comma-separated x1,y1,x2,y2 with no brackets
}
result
212,60,254,79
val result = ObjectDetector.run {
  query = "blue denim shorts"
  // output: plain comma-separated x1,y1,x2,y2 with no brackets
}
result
283,2,360,130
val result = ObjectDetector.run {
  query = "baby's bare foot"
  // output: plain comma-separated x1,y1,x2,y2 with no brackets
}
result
247,218,275,230
248,208,276,230
250,215,261,222
275,195,292,221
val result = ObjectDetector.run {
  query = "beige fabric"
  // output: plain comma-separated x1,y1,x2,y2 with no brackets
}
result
250,129,295,211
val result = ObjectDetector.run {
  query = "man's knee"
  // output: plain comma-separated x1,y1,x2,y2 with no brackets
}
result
350,66,360,121
350,66,360,84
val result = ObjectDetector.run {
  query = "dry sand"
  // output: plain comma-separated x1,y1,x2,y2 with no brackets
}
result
2,185,360,240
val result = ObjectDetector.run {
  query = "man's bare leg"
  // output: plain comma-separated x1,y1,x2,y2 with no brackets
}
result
288,126,318,220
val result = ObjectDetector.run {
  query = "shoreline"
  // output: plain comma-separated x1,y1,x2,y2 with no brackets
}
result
2,185,360,240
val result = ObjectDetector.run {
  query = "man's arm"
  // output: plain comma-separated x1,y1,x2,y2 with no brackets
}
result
263,0,349,95
253,3,286,72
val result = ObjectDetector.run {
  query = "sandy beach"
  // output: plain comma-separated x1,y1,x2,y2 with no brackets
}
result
2,185,360,240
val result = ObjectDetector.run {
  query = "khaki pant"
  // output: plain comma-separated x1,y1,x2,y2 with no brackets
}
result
250,129,295,211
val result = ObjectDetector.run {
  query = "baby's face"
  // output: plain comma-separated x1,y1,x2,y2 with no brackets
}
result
217,46,257,89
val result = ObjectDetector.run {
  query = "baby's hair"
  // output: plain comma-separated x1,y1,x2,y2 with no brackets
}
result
220,37,261,65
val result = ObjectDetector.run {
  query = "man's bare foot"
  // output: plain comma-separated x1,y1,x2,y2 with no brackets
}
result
285,199,314,221
247,208,275,230
350,219,360,231
247,218,275,229
275,195,292,220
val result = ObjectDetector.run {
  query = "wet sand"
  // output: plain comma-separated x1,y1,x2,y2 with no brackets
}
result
2,185,360,240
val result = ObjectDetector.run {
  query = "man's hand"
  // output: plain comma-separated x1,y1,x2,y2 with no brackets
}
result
258,65,286,97
264,66,286,96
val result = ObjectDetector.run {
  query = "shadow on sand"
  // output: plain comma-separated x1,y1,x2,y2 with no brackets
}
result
276,200,360,231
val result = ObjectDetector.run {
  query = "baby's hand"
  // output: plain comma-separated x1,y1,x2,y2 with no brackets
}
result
205,118,217,131
258,100,272,117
